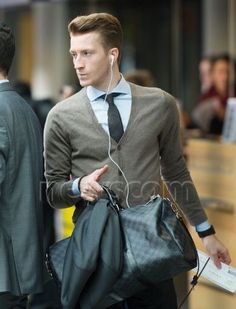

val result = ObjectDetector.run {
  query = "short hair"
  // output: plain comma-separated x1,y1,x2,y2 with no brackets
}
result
211,53,230,66
0,23,15,75
68,12,123,62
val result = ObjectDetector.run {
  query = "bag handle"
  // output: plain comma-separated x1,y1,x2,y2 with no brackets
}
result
102,185,122,212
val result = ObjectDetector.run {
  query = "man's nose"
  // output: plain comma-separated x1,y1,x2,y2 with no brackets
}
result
74,57,84,69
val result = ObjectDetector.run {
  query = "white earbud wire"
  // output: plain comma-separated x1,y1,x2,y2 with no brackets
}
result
103,62,131,208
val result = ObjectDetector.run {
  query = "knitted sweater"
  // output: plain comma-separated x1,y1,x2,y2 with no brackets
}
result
44,83,207,226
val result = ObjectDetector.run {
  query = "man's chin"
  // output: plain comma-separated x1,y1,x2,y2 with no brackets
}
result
78,80,90,87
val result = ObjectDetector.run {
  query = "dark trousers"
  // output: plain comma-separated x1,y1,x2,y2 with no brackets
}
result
0,293,28,309
108,279,178,309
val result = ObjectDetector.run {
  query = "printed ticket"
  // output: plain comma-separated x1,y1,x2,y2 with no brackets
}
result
192,250,236,293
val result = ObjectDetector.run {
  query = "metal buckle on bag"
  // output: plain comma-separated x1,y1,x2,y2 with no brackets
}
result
145,194,161,205
102,185,121,212
164,197,183,220
145,194,183,220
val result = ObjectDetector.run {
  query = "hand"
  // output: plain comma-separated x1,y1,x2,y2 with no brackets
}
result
201,234,231,268
79,165,109,202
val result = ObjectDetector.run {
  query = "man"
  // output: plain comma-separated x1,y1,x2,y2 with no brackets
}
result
44,13,231,308
198,56,213,94
0,23,44,308
193,54,234,135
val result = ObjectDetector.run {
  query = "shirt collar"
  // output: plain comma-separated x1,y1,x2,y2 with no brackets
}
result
0,79,9,84
87,74,131,102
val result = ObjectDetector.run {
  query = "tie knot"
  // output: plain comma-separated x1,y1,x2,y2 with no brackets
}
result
99,93,120,105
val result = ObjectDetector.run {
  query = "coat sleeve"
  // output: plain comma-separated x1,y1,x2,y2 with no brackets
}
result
0,118,9,198
159,92,208,226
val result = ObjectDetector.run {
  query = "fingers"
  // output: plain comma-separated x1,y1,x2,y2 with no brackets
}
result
80,165,109,202
80,179,103,201
93,165,109,181
218,249,231,265
212,255,222,269
212,250,231,269
202,235,231,269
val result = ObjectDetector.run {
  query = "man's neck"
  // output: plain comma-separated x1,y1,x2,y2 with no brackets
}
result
0,72,7,80
109,70,122,91
92,67,121,92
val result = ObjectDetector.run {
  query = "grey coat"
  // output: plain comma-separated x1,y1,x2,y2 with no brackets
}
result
0,82,44,295
61,198,123,309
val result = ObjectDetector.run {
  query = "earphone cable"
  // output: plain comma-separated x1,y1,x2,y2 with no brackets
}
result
104,62,131,208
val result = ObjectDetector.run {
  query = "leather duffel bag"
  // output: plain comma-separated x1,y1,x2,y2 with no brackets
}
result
46,187,197,308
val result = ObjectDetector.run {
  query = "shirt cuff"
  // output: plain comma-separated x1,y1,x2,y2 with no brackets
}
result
195,220,211,232
72,178,81,196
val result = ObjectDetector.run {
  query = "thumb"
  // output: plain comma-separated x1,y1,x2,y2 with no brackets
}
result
93,165,109,181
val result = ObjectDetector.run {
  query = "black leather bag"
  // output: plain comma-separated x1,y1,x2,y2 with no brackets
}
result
46,189,197,306
100,193,197,306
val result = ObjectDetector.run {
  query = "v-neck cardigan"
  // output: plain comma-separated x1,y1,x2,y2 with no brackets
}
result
44,83,207,226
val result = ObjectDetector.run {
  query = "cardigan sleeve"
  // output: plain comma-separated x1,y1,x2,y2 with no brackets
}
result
44,108,82,209
159,92,208,226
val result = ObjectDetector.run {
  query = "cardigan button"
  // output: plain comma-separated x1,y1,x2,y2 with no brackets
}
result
117,145,121,150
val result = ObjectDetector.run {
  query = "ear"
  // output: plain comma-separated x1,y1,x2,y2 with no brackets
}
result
109,48,119,66
110,55,115,66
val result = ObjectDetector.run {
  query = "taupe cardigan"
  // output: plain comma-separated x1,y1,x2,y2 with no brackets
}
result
44,83,207,226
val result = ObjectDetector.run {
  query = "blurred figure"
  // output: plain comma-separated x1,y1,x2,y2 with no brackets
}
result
13,82,59,308
13,82,55,249
192,54,235,135
198,56,213,94
0,23,44,308
124,69,155,87
59,84,78,101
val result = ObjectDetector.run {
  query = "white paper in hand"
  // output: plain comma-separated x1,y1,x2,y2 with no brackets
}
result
194,250,236,293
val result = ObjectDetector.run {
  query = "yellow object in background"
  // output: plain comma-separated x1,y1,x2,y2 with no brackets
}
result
61,207,75,237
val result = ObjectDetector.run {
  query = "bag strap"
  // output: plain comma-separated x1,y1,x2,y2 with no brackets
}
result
178,256,210,308
102,185,122,212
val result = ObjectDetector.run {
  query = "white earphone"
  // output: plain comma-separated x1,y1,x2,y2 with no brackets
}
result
105,52,131,208
110,55,115,66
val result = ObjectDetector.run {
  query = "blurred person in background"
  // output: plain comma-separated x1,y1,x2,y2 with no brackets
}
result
13,80,55,252
192,54,236,135
124,69,156,87
59,83,78,101
12,83,59,309
198,55,213,94
12,85,60,308
0,23,44,308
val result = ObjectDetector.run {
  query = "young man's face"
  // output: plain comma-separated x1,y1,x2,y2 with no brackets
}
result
212,60,230,93
70,31,111,90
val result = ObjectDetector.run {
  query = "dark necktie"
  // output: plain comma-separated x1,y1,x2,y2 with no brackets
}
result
101,93,124,143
